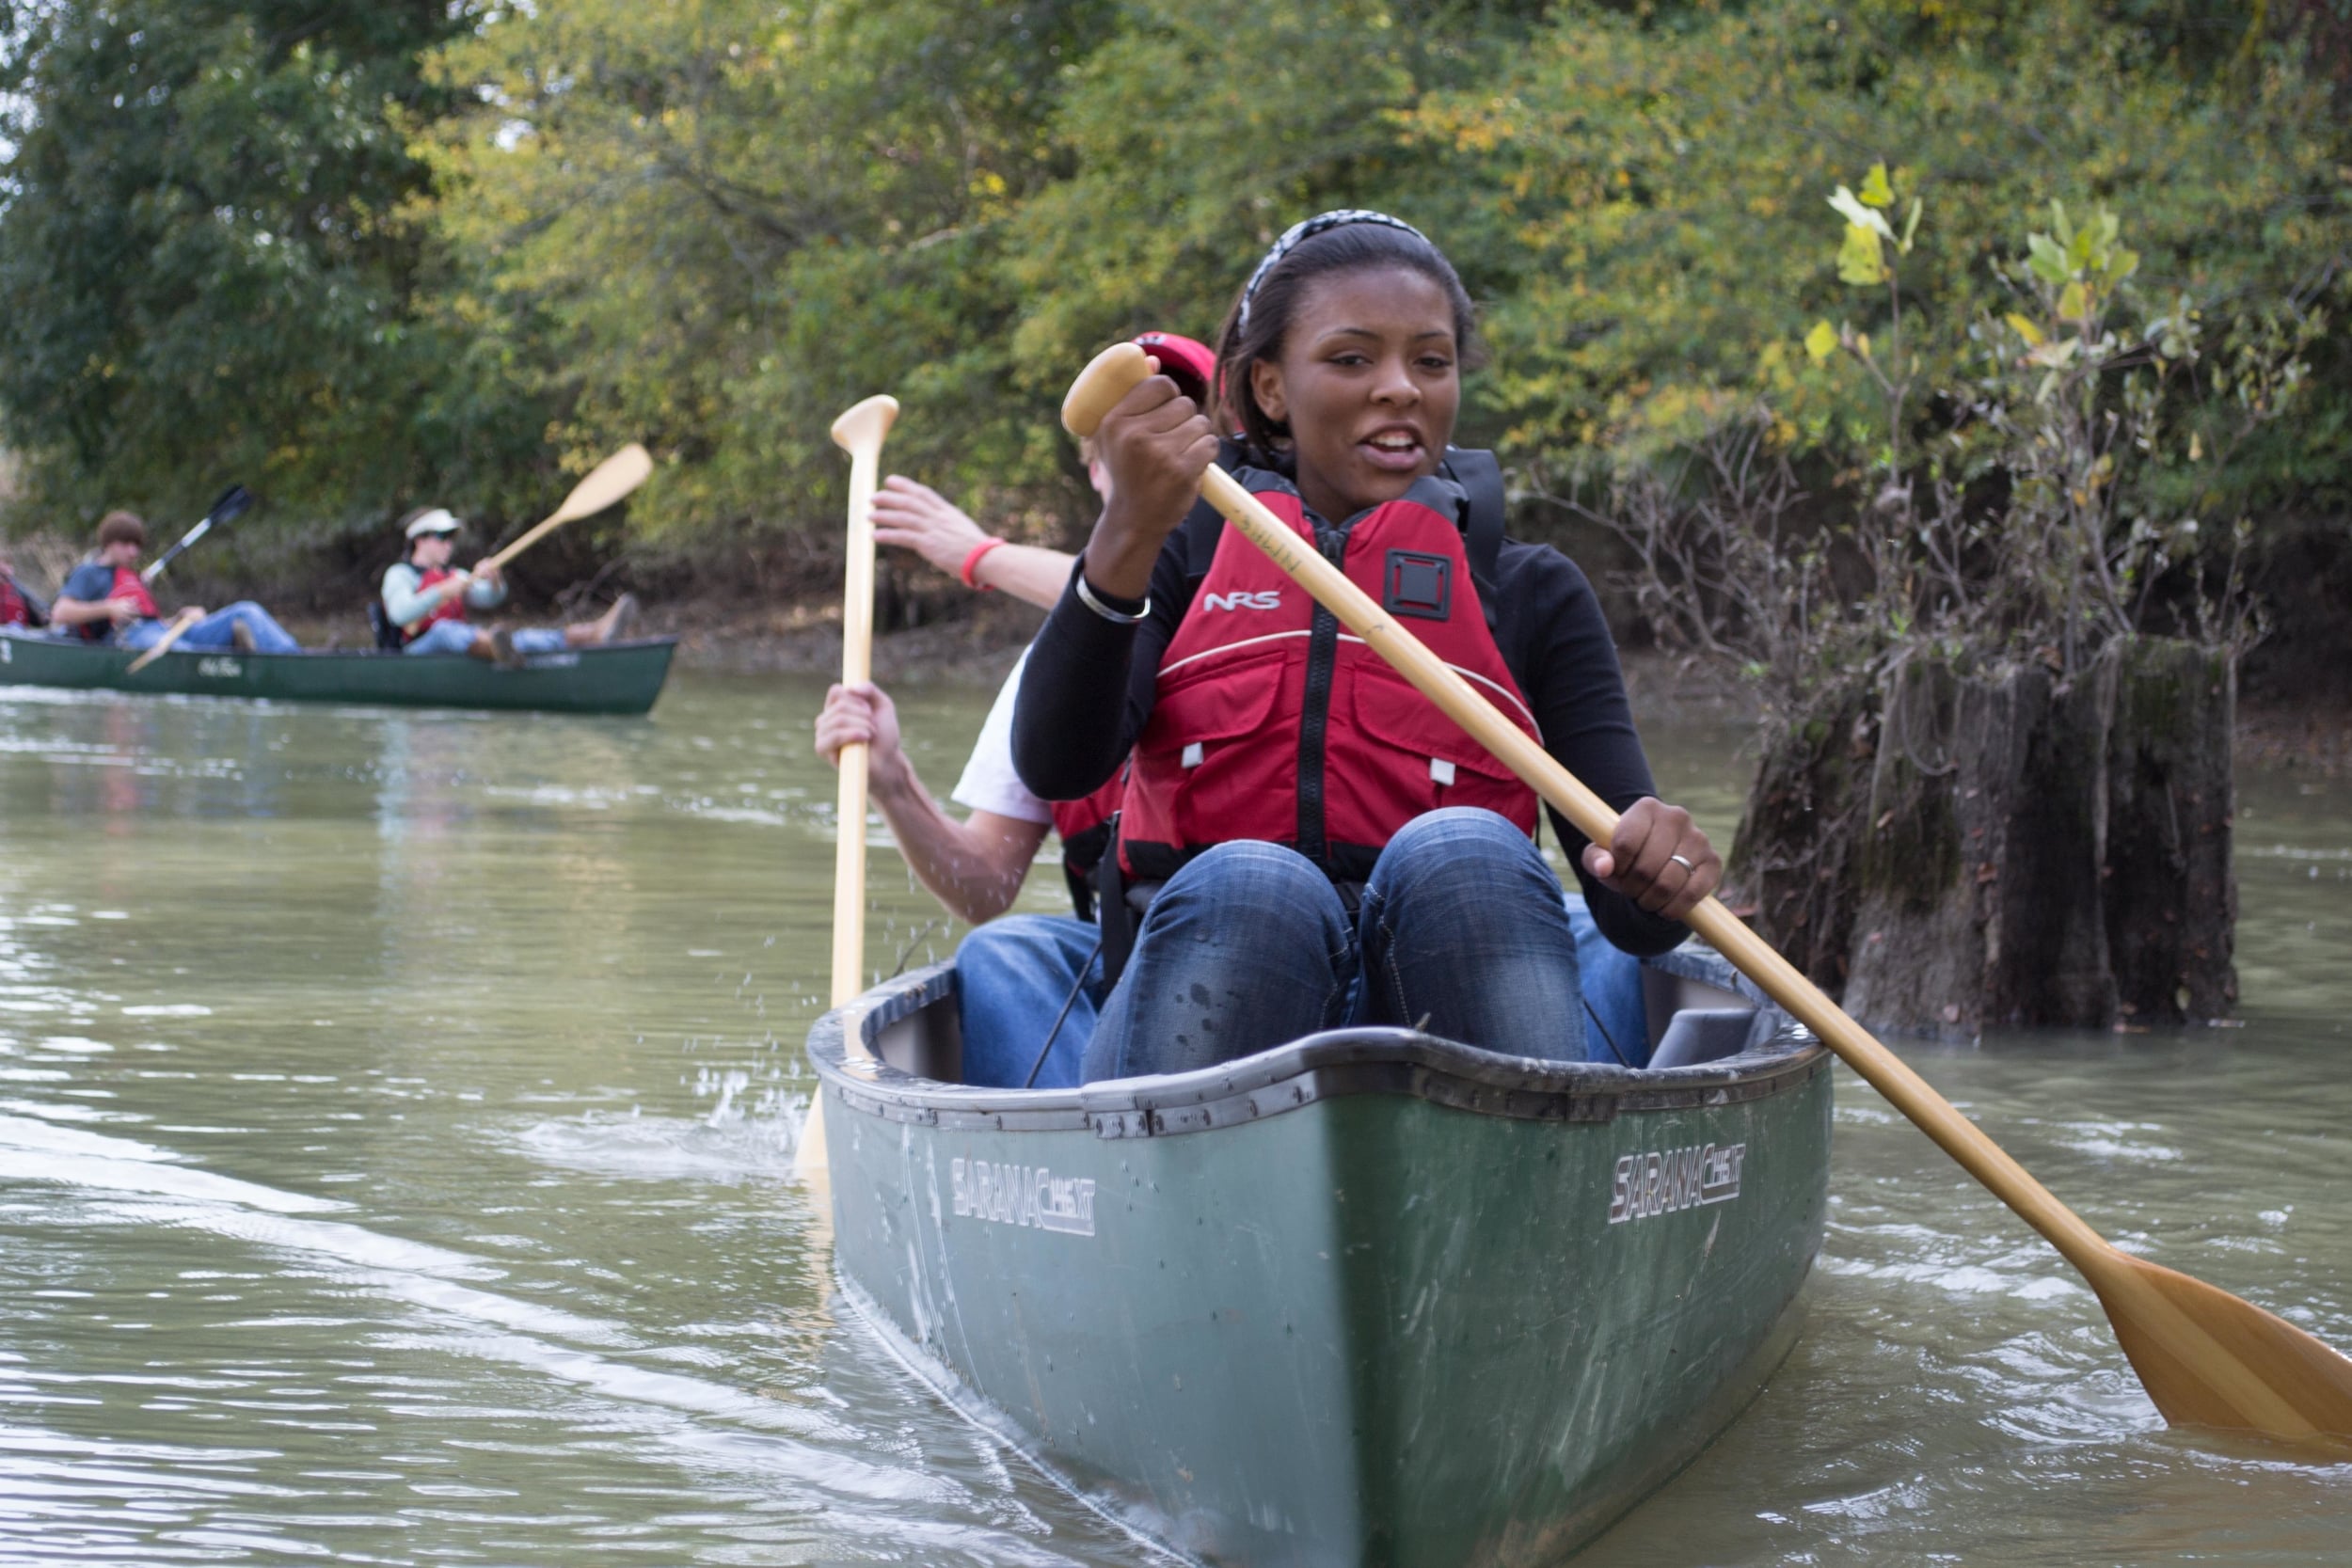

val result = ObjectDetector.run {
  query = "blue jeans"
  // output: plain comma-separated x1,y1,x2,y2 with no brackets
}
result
403,621,565,657
1082,809,1593,1082
1567,893,1651,1067
119,602,300,655
956,915,1103,1088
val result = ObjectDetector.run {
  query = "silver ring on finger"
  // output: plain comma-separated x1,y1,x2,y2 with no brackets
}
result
1668,853,1695,872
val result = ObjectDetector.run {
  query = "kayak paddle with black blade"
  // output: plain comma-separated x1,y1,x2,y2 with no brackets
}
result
142,484,254,584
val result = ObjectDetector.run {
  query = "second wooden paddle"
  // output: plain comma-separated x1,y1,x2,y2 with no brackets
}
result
795,395,899,1181
123,606,204,675
1062,339,2352,1448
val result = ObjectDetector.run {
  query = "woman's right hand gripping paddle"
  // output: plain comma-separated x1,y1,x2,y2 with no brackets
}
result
1081,371,1218,599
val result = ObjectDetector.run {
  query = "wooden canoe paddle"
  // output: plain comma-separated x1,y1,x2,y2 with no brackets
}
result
795,395,899,1180
1061,340,2352,1448
123,606,205,675
400,443,654,635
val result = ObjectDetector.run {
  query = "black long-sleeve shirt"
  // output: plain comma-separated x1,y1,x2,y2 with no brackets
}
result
1013,499,1690,958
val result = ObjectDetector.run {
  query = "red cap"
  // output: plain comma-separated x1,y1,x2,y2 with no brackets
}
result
1131,331,1217,409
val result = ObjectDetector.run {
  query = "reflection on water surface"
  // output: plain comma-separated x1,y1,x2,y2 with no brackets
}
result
0,673,2346,1564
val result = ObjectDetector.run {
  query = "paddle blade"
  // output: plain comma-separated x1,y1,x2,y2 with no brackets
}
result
2099,1252,2352,1447
208,484,254,526
548,443,653,525
829,395,898,455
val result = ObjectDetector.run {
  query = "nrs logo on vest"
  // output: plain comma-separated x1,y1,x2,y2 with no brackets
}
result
1200,590,1282,612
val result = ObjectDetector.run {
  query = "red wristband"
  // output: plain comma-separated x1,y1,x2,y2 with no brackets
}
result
959,537,1008,590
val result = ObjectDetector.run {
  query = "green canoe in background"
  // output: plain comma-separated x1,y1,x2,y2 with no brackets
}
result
810,944,1833,1566
0,631,677,715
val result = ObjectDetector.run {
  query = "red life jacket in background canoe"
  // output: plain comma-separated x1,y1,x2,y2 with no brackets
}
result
72,565,160,641
1048,770,1126,921
1119,462,1538,886
402,564,470,643
109,567,158,622
0,575,26,627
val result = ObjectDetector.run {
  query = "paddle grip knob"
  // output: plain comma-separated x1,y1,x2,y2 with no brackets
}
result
830,395,900,457
1060,342,1160,439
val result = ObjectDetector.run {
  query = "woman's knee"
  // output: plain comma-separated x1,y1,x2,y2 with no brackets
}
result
1377,808,1549,889
1149,841,1344,938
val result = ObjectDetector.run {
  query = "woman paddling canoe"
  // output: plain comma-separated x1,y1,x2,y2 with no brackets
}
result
1013,210,1717,1079
808,225,1832,1562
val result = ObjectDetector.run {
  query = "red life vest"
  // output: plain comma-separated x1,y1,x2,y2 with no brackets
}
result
0,575,25,627
402,564,470,642
110,566,159,622
1120,467,1539,885
73,566,159,642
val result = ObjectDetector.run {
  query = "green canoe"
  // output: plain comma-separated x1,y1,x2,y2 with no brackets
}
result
810,944,1832,1565
0,631,676,715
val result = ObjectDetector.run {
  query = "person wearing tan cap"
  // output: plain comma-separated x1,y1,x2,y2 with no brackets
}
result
380,507,635,664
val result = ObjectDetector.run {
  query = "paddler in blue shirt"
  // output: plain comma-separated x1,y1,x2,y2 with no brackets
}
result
47,511,301,653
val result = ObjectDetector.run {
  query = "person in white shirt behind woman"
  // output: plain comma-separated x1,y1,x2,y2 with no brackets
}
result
821,333,1361,1086
815,476,1097,1089
811,348,1204,1087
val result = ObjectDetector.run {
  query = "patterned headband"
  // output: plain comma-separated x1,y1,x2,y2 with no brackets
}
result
1236,209,1430,334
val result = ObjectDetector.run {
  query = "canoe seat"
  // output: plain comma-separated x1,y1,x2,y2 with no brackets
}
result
1646,1007,1756,1069
365,600,405,653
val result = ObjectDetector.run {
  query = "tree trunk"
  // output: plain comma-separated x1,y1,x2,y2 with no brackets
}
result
2103,638,2238,1022
1840,654,2117,1035
1724,637,2237,1035
1724,681,1875,990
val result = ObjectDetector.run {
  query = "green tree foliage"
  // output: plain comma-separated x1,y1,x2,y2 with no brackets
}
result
1002,0,1539,404
418,0,1549,548
1406,0,2348,519
416,0,1113,547
0,1,550,537
0,0,2343,584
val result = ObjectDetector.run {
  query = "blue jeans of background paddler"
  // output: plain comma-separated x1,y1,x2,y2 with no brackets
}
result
118,602,302,655
404,621,567,657
1073,807,1655,1084
956,914,1104,1090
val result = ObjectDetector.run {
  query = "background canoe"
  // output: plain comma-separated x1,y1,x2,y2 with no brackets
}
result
0,633,675,715
810,947,1833,1566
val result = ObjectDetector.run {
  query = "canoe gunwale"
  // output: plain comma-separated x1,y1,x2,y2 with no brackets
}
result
0,631,678,714
0,632,679,667
811,958,1830,1139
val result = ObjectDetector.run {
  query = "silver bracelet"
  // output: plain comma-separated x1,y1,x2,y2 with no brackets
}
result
1073,571,1151,625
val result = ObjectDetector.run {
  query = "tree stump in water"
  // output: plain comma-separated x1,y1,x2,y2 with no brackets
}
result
1724,683,1876,990
1724,637,2236,1035
2103,639,2237,1023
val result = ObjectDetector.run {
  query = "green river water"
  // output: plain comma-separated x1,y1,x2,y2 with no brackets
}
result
0,670,2345,1564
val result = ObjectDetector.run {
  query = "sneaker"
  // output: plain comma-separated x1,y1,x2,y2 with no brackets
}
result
597,593,640,644
230,620,257,652
489,628,526,669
